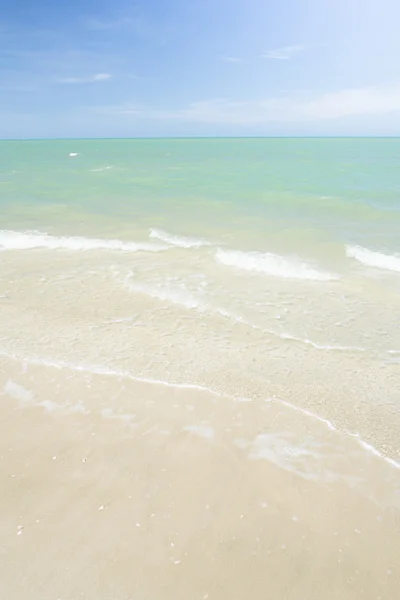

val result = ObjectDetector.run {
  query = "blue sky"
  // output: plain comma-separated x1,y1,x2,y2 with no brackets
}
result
1,0,400,137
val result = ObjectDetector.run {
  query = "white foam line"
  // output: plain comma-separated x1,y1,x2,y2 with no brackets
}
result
1,349,398,470
149,228,212,249
277,398,337,431
356,439,400,470
121,273,365,356
217,310,366,354
346,245,400,274
127,289,366,355
0,350,222,398
0,230,166,253
275,397,400,470
215,248,337,281
279,332,366,353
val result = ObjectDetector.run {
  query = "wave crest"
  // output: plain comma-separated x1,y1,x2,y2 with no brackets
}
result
0,230,165,253
149,228,211,249
215,249,336,281
346,245,400,273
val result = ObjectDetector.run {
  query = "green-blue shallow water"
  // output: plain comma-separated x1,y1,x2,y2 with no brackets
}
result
1,138,400,255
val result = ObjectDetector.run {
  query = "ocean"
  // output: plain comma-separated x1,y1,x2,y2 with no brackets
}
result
0,138,399,599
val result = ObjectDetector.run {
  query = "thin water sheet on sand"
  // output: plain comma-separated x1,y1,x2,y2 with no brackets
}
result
0,356,399,600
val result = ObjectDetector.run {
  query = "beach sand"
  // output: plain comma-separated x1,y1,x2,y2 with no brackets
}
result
0,356,399,600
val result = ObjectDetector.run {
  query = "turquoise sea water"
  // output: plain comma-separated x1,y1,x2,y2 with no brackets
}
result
1,138,400,253
0,138,399,458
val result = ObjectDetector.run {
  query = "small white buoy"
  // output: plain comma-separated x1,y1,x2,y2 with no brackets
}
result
69,152,79,157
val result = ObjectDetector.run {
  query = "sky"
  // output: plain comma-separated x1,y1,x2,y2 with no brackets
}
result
1,0,400,137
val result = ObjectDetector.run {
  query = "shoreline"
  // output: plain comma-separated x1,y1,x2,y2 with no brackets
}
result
1,349,400,471
1,356,399,599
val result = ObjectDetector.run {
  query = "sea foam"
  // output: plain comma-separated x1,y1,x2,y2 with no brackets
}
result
149,228,212,249
215,249,336,281
346,245,400,273
0,230,165,253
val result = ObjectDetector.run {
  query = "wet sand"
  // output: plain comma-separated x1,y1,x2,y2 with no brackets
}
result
0,357,399,600
1,249,400,460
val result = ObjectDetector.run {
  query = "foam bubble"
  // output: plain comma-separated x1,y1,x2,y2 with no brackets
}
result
149,228,212,249
215,249,336,281
4,379,34,404
346,245,400,273
235,432,343,482
3,378,89,414
0,230,165,253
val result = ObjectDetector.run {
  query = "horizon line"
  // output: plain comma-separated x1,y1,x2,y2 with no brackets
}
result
2,135,400,141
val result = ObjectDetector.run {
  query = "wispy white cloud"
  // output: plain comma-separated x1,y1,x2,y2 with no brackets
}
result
219,55,243,64
263,45,304,60
99,84,400,124
58,73,112,84
295,85,400,120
